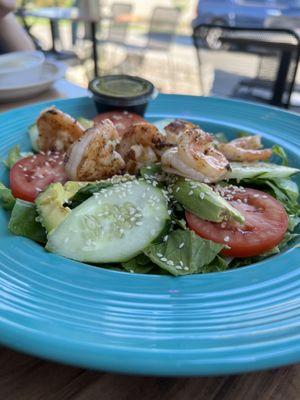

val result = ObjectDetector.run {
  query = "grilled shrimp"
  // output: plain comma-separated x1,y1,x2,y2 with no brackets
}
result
117,122,164,173
163,127,230,182
65,119,125,181
162,147,218,183
37,107,85,152
218,136,272,162
164,119,197,146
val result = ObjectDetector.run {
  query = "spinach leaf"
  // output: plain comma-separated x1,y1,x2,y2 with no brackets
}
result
8,199,47,244
0,183,15,211
143,229,224,276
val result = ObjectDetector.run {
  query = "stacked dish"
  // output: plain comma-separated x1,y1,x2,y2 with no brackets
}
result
0,51,65,102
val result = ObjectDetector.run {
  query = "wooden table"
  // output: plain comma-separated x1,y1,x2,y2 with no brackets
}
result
16,7,102,77
1,81,300,400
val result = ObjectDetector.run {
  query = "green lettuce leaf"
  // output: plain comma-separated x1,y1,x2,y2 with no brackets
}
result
0,183,15,211
8,199,47,243
69,175,135,209
122,254,155,274
201,255,229,273
272,145,288,166
3,145,33,169
143,229,224,276
5,145,21,168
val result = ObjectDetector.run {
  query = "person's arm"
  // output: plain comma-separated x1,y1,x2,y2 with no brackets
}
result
0,13,35,52
0,0,35,52
0,0,15,18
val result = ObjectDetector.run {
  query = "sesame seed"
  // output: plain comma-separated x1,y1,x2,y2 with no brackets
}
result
253,194,260,198
224,236,230,242
262,195,268,199
176,187,180,192
157,253,163,258
199,192,205,199
161,257,167,262
183,266,189,271
179,242,185,249
136,222,143,226
163,235,168,242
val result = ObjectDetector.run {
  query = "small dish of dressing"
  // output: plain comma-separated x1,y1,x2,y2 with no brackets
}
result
88,75,157,116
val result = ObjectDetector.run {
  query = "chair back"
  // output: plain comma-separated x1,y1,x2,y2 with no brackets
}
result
108,3,133,42
192,22,300,107
147,7,181,51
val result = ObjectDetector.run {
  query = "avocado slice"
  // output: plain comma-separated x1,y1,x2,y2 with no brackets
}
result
171,178,245,223
35,181,87,235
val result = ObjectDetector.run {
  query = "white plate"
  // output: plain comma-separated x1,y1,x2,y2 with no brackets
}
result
0,60,66,102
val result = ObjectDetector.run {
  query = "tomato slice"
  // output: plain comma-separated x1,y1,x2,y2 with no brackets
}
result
186,188,288,258
10,152,67,202
93,111,146,136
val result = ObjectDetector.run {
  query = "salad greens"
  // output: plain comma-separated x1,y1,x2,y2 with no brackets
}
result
9,199,47,243
1,119,300,276
144,229,225,276
0,183,15,211
3,145,33,169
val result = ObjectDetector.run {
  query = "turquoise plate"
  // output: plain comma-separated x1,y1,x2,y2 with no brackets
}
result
1,95,300,376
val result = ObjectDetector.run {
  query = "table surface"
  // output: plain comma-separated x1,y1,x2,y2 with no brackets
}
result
1,80,300,400
221,31,300,50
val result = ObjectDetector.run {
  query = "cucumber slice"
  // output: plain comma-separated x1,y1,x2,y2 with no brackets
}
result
229,162,300,180
77,117,94,130
28,123,39,152
47,180,170,263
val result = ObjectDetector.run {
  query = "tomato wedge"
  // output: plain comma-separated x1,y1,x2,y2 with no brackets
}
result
10,152,67,202
186,188,288,258
94,111,145,136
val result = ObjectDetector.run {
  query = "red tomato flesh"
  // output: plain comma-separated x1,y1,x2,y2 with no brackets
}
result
10,152,67,202
94,111,146,136
186,188,288,258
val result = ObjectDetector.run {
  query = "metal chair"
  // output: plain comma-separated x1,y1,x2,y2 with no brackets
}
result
105,3,133,45
119,7,181,84
192,22,300,108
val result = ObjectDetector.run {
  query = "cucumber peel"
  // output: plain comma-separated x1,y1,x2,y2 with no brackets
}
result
46,179,170,263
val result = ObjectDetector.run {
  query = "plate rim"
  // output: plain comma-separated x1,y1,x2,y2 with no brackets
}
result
1,94,300,376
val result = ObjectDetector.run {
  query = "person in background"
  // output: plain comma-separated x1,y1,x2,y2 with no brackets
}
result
0,0,35,53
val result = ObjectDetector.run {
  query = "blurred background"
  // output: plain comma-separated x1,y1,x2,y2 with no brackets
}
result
14,0,300,109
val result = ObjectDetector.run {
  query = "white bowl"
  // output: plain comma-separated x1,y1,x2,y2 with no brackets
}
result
0,51,45,86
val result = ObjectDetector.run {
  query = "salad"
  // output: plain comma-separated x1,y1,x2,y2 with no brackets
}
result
0,107,299,276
